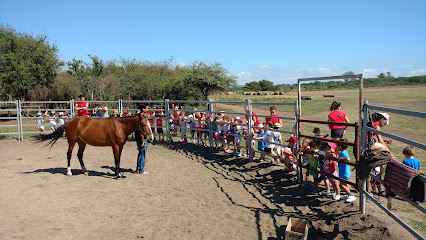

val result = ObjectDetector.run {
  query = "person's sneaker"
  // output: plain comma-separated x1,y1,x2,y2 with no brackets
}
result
333,194,341,200
345,195,356,203
340,195,348,200
237,153,243,157
232,150,238,155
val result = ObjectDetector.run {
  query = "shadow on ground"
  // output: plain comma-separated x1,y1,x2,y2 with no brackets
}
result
158,141,390,240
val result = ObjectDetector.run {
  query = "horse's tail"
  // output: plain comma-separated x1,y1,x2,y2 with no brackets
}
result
34,123,67,148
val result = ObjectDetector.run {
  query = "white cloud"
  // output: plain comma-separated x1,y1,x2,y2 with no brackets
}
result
363,68,376,77
238,72,252,76
408,69,425,75
236,71,256,85
257,65,273,70
317,67,329,73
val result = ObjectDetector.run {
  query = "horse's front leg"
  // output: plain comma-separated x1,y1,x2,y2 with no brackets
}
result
112,144,125,179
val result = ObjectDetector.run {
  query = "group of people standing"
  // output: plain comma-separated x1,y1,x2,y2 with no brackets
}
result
35,110,71,132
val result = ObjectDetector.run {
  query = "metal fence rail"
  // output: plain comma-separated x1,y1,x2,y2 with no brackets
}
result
360,101,426,240
20,100,73,140
0,100,21,141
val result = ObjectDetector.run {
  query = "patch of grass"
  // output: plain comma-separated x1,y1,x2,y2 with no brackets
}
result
409,219,426,235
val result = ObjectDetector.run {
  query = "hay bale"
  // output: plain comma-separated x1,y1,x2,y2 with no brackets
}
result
324,94,335,97
273,92,278,95
301,96,312,100
225,92,233,95
257,92,261,95
279,91,284,95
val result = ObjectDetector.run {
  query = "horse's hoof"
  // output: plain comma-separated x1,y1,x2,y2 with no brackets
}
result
66,172,72,176
114,173,126,179
83,171,89,176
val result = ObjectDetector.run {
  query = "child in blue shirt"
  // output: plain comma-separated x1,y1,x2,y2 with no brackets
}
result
333,139,356,202
256,123,266,161
402,146,421,170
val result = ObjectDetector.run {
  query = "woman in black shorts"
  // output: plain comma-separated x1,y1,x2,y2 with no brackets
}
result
327,101,350,140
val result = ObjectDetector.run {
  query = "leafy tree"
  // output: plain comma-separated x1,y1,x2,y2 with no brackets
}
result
342,71,356,82
0,24,63,99
259,79,278,91
244,81,261,91
386,72,393,78
377,73,386,78
183,62,237,100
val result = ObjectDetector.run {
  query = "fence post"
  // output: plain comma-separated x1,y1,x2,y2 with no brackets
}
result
165,99,170,143
360,100,369,213
208,99,213,150
247,100,253,162
294,100,300,182
17,100,22,142
360,179,366,214
118,99,122,116
71,99,75,118
362,101,368,152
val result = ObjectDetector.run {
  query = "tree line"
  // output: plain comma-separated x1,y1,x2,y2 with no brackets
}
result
243,73,426,92
0,25,237,101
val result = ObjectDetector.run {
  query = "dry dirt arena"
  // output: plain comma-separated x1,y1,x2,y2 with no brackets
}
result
0,139,416,240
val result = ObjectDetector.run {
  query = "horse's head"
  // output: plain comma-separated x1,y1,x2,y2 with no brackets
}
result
138,114,153,143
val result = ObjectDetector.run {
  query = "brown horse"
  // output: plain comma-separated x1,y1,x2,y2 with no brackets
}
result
36,114,153,178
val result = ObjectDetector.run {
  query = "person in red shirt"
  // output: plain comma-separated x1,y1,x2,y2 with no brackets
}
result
327,101,350,140
244,104,259,127
265,106,282,126
75,95,89,117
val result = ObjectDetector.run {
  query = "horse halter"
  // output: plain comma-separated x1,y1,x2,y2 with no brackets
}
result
138,113,151,137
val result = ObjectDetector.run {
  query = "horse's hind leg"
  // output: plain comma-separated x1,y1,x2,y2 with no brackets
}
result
77,140,89,176
67,142,76,176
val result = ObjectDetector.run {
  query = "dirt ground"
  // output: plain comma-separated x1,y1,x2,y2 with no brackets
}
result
0,139,418,240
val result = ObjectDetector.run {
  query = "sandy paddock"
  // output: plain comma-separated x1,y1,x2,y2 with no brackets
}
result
0,139,415,239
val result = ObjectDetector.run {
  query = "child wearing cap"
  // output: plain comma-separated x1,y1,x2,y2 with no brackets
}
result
45,110,57,132
65,110,71,123
283,136,297,173
123,110,131,117
369,112,392,146
58,112,65,127
35,112,44,132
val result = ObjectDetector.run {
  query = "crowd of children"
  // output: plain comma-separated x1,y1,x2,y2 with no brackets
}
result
33,104,421,203
35,110,71,132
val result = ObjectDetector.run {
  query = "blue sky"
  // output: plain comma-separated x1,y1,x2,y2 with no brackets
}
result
1,0,425,85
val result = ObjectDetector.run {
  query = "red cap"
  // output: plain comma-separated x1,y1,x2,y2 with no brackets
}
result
285,136,297,143
123,110,129,114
